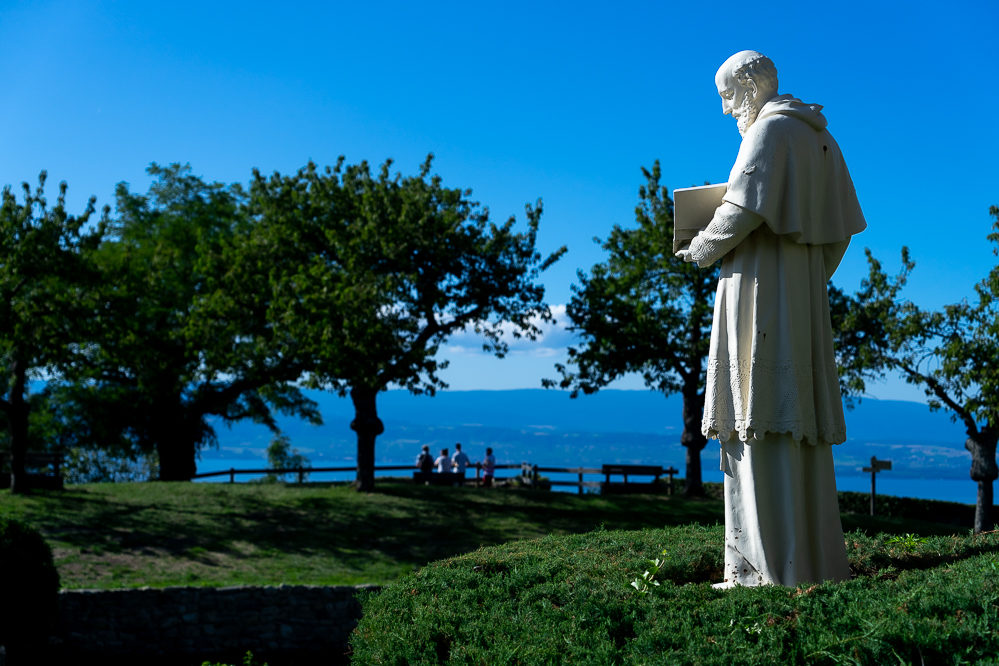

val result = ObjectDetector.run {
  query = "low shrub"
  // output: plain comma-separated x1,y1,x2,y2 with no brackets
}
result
0,515,61,658
837,490,976,528
351,525,999,664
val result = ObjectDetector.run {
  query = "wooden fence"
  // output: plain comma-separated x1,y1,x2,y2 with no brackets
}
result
192,462,680,495
191,463,527,485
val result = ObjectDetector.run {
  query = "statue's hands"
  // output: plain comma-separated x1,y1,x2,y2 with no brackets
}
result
675,248,693,263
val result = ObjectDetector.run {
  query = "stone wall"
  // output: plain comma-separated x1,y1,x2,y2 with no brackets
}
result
58,584,378,662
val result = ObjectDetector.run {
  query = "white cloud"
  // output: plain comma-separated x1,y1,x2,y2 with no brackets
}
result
445,304,579,358
435,303,648,391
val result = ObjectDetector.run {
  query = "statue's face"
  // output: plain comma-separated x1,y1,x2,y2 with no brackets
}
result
715,68,760,137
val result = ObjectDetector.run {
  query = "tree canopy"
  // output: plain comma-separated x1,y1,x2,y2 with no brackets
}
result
545,162,718,495
247,155,565,490
0,174,103,492
69,164,318,480
837,206,999,532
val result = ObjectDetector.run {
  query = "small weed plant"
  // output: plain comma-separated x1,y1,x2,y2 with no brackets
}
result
630,547,667,594
886,532,928,553
201,651,267,666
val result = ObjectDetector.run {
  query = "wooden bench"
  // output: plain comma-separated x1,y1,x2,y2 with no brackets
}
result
0,451,65,490
601,464,677,495
413,471,467,486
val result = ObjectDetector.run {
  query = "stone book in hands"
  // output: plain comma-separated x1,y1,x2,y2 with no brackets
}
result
672,183,726,254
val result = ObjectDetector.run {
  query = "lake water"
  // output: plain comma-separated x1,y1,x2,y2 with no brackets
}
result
196,454,979,506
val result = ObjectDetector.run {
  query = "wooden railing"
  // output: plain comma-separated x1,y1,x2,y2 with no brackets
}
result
193,462,680,495
191,463,526,485
0,451,65,490
192,464,415,484
531,464,680,495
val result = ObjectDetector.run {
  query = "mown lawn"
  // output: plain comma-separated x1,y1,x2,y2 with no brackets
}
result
0,480,979,591
0,480,729,589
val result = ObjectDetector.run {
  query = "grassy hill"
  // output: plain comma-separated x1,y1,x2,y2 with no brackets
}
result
4,481,994,663
0,480,979,590
0,481,728,589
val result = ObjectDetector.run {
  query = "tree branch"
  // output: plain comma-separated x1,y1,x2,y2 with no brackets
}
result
896,360,979,437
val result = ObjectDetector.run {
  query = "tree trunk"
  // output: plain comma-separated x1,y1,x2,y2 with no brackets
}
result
155,410,198,481
350,385,384,492
8,359,31,494
157,437,197,481
966,433,998,533
975,479,994,534
680,381,707,497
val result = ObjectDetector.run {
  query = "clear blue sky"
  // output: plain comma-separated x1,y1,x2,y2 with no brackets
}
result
2,0,996,401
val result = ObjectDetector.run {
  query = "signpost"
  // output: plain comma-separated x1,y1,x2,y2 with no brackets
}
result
861,456,892,516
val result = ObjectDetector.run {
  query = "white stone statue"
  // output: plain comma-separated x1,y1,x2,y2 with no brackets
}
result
676,51,867,587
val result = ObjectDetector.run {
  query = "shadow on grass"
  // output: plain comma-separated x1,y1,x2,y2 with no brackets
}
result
4,481,991,589
4,482,725,580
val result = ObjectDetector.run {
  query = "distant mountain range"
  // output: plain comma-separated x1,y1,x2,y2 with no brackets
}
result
209,389,972,480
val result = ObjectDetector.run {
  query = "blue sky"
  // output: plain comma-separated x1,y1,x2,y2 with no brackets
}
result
2,0,996,401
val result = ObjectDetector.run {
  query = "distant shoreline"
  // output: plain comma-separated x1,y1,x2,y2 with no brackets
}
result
195,453,979,506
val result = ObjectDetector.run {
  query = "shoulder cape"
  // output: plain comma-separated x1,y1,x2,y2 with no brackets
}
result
722,95,867,245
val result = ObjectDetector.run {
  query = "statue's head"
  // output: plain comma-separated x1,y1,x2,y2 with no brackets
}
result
715,50,778,136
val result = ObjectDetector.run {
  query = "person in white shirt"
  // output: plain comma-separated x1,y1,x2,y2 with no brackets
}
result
451,443,470,477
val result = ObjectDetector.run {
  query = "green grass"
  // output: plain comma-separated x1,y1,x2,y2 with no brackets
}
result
0,480,981,593
3,479,992,663
0,480,729,589
351,526,999,664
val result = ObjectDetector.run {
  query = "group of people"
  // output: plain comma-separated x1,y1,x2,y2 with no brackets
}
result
415,443,497,486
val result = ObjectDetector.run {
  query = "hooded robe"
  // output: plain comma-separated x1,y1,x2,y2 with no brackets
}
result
685,95,866,586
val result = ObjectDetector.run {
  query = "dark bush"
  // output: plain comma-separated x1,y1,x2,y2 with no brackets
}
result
0,516,61,657
837,490,976,528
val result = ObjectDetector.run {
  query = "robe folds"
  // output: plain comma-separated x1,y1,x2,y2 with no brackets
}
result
695,95,867,448
686,95,866,587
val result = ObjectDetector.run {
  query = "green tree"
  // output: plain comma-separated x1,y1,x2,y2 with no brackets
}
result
0,174,103,493
248,156,565,491
266,434,310,482
545,163,718,496
837,206,999,532
73,164,318,480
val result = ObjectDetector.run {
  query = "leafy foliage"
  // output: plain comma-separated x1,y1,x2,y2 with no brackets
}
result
630,547,668,594
3,157,562,488
265,435,310,482
547,163,717,495
247,156,565,490
62,447,158,484
69,164,318,480
836,206,999,532
0,174,104,492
